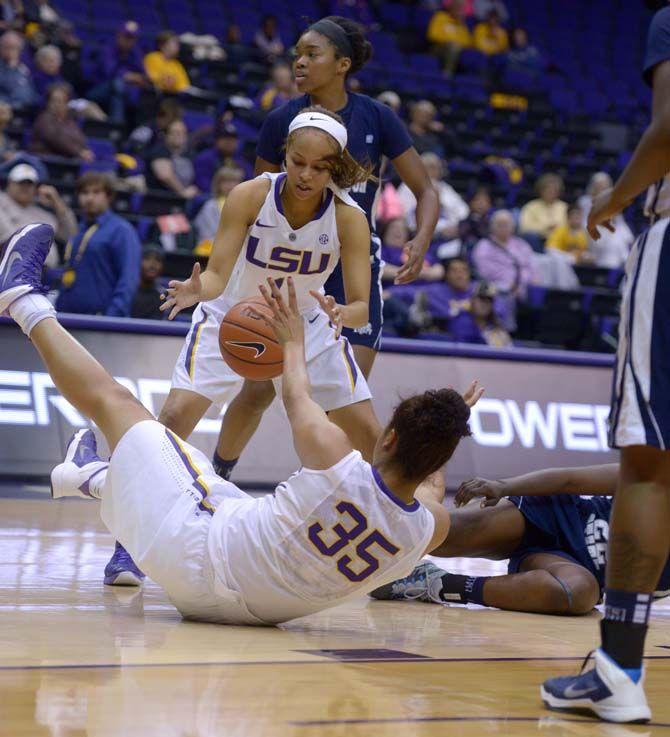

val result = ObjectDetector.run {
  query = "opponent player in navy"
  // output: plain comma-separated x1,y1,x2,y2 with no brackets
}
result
208,16,439,485
542,0,670,723
371,463,670,615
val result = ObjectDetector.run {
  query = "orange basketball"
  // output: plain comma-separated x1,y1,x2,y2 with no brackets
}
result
219,296,283,381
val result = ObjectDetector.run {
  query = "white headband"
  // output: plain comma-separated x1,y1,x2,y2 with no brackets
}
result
288,112,348,151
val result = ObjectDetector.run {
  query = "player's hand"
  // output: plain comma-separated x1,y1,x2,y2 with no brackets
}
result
310,290,343,338
461,379,484,408
587,187,627,240
454,477,506,508
253,276,304,345
160,261,203,320
394,236,430,285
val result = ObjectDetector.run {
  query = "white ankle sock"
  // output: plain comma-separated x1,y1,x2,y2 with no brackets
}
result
8,293,56,337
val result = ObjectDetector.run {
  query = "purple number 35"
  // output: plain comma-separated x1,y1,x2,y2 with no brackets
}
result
308,500,400,582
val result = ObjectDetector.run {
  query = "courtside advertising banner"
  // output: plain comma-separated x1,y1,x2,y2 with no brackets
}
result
0,319,617,485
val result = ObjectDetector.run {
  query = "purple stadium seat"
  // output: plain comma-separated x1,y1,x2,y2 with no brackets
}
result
87,138,117,161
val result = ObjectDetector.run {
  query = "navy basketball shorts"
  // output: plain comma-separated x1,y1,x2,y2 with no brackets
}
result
609,216,670,449
325,241,383,351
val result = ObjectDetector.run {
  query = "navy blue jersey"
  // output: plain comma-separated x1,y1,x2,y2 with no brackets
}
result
256,92,413,232
644,6,670,86
508,494,670,597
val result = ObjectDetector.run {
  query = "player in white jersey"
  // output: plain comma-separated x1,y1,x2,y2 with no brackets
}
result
96,107,394,585
0,229,470,623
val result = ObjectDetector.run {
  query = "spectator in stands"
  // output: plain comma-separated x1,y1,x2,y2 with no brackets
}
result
470,281,512,346
546,203,592,264
578,171,634,269
128,97,182,154
458,186,493,248
90,21,148,123
407,100,446,158
472,209,538,301
194,165,243,252
0,161,76,266
144,30,190,94
56,172,141,317
377,90,401,114
0,1,24,31
507,28,544,77
381,217,444,284
427,0,472,76
254,15,284,62
519,173,568,247
33,44,105,120
29,82,94,160
193,122,250,192
131,244,165,320
258,62,297,111
0,99,16,159
145,118,197,198
473,9,509,56
398,152,469,240
0,30,37,109
473,0,509,22
426,256,477,338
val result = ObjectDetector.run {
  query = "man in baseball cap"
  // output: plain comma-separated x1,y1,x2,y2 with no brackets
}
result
0,162,77,266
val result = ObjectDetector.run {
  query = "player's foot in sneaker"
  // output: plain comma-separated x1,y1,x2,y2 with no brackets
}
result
104,542,145,586
541,649,651,724
51,429,109,499
369,560,446,603
0,223,55,314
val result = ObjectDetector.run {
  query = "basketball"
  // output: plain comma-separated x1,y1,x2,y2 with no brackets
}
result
219,296,283,381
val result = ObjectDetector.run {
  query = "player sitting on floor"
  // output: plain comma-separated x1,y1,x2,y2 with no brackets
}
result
371,463,670,614
1,223,474,625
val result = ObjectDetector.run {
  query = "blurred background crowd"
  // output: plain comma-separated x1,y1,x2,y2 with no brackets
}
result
0,0,647,353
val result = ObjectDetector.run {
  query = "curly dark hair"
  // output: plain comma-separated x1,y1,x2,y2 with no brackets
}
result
389,389,472,480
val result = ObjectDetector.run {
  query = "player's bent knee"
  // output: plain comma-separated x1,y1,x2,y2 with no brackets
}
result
566,575,600,615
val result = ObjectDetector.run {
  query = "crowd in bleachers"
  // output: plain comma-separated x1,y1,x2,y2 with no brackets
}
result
0,0,651,352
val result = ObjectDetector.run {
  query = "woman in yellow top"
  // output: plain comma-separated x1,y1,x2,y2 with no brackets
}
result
144,31,190,94
519,172,568,242
473,10,509,55
546,204,593,264
427,0,472,76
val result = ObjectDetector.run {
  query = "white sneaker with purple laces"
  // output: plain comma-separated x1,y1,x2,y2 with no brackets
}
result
51,429,109,500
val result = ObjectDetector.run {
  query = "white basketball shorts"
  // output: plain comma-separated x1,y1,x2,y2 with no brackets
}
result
171,302,371,411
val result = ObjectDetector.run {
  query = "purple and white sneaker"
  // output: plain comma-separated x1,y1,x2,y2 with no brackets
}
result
0,223,54,315
104,542,145,587
51,428,109,500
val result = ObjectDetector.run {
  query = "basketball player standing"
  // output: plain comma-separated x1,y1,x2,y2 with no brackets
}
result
542,0,670,723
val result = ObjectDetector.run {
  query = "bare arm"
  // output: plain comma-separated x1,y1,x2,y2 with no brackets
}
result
160,180,268,319
254,278,353,470
151,158,193,197
336,203,371,328
588,61,670,236
454,463,619,508
391,147,439,284
422,498,451,555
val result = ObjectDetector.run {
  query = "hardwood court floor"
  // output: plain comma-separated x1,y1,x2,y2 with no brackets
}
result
1,496,670,737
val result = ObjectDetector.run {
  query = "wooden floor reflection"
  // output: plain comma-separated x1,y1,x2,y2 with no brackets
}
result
1,497,669,737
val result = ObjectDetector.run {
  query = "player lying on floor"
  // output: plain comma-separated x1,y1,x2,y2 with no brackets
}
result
1,223,475,625
371,463,670,614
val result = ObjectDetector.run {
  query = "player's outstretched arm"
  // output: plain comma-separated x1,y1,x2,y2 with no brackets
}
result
454,463,619,508
588,60,670,238
252,277,353,470
160,180,268,319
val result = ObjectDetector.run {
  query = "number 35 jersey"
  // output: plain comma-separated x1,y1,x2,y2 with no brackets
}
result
207,450,435,624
